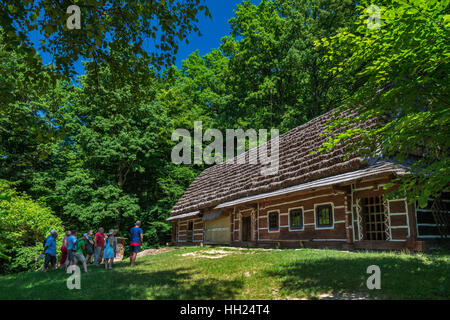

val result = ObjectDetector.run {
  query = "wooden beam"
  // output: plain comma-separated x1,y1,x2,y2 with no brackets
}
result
332,185,351,194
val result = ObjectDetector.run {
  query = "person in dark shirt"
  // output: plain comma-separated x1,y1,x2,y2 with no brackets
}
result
85,230,95,264
129,221,143,267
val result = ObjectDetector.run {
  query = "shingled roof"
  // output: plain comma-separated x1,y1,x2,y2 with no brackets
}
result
170,109,377,217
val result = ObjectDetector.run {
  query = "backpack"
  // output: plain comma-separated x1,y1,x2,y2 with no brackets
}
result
70,238,78,252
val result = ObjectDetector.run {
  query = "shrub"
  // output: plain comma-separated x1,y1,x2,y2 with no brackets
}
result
142,221,171,247
0,180,64,273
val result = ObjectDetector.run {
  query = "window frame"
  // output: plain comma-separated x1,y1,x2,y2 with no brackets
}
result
288,207,304,231
267,210,280,232
314,203,334,229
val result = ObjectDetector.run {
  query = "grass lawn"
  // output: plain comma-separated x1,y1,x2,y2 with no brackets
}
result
0,247,448,300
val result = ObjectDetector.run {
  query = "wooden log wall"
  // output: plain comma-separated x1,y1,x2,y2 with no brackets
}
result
171,175,423,250
174,216,203,243
255,187,347,242
351,178,416,244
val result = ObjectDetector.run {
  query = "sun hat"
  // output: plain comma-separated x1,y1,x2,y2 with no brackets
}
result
83,233,88,237
108,229,114,235
50,230,57,234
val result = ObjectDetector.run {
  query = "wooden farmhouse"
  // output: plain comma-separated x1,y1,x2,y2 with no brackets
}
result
167,110,449,251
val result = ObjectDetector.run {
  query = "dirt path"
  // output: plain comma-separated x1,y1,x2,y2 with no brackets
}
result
136,248,174,259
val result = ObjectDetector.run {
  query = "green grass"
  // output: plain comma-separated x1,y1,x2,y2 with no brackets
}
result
0,247,448,300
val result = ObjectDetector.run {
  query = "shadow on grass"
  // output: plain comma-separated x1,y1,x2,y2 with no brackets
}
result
264,253,450,300
0,263,244,300
113,266,244,299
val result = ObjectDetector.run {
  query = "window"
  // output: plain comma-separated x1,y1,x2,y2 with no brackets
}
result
268,211,279,231
289,208,303,230
188,221,193,230
316,204,333,228
362,197,387,240
416,193,450,238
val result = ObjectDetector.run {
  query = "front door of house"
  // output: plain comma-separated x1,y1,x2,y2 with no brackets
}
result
186,221,194,242
242,216,251,241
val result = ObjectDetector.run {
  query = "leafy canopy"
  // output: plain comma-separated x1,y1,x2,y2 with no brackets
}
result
1,0,211,75
318,0,450,206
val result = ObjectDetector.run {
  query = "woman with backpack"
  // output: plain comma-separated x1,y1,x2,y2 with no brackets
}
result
72,233,88,273
84,230,95,264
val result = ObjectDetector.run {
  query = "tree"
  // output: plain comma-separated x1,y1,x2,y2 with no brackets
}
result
1,0,211,76
318,0,450,206
0,1,212,193
26,43,203,245
44,44,167,230
0,29,58,190
220,0,358,132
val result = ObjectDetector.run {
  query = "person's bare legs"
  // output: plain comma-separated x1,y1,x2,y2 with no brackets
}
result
82,259,88,273
130,252,137,267
64,258,70,271
71,257,77,270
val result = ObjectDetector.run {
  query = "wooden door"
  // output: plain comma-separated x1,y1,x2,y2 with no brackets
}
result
204,214,230,244
186,221,194,242
242,216,251,241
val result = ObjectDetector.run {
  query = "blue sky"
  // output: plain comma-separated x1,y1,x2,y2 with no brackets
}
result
176,0,244,67
30,0,246,76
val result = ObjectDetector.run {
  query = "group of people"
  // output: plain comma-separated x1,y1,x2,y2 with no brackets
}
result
41,221,144,272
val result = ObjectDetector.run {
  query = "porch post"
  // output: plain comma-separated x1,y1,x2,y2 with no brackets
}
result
345,193,353,244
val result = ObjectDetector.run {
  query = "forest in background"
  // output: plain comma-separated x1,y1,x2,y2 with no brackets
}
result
0,0,448,273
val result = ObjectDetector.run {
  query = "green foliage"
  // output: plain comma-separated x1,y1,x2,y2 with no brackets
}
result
220,0,358,131
142,222,172,247
9,244,42,272
0,29,58,189
18,44,201,247
318,0,450,206
0,180,64,273
0,0,211,75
